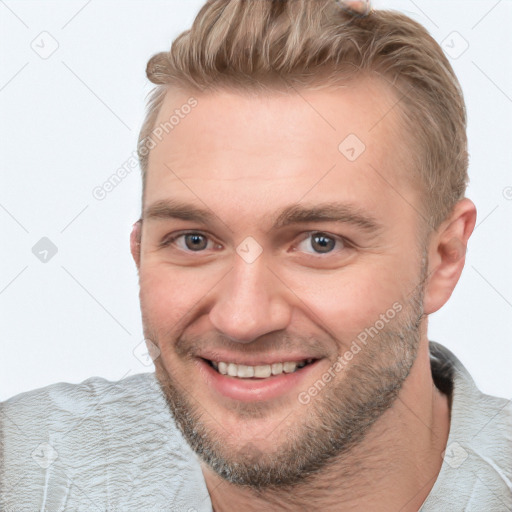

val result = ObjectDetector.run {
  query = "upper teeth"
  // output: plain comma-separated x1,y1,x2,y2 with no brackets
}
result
211,359,314,378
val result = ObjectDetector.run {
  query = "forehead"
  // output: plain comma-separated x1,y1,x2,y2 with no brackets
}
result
144,77,418,228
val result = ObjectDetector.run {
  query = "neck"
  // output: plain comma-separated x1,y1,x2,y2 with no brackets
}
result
201,339,451,512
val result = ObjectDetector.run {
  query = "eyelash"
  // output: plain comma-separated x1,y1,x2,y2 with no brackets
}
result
159,230,353,256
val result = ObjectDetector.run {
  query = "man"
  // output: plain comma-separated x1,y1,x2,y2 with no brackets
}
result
1,0,510,511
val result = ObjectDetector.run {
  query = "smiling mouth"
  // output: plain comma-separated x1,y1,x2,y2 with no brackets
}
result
203,358,317,378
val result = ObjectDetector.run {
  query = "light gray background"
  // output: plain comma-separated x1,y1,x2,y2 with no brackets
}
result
1,0,511,401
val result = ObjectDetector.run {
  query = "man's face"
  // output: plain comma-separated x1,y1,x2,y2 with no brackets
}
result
136,78,430,488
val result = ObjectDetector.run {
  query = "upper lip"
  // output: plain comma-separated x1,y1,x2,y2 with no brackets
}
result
197,351,320,366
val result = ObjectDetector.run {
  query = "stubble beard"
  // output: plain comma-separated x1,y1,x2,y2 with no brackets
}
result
148,263,427,491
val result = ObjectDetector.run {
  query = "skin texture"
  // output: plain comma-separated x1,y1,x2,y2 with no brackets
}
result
130,77,476,511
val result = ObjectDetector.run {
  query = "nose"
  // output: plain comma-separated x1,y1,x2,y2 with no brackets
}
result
208,255,293,344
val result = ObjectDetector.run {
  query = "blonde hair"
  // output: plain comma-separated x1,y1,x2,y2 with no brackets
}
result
138,0,468,230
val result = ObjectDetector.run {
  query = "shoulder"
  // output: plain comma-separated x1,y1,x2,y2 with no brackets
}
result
1,373,211,511
423,341,512,511
1,371,160,416
429,340,511,436
1,373,167,448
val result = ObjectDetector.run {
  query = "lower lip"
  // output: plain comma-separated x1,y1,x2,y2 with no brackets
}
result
197,358,321,402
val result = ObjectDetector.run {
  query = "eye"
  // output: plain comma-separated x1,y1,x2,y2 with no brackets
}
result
294,232,348,255
159,231,221,252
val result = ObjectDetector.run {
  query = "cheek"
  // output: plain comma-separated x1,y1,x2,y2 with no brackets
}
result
139,262,223,338
139,265,205,331
138,266,207,364
281,263,410,339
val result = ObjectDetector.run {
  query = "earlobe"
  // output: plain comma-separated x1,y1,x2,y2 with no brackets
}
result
130,219,142,269
423,198,477,315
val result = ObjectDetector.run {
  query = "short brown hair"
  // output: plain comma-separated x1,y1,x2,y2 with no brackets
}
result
138,0,468,231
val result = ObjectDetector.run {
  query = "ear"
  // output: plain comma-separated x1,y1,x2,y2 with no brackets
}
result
423,198,477,315
130,219,142,269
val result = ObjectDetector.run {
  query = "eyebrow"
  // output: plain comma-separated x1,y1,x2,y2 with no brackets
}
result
143,199,383,234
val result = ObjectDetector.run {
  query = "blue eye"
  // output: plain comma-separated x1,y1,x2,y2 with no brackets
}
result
181,233,208,251
160,232,218,252
159,231,349,256
295,232,346,254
